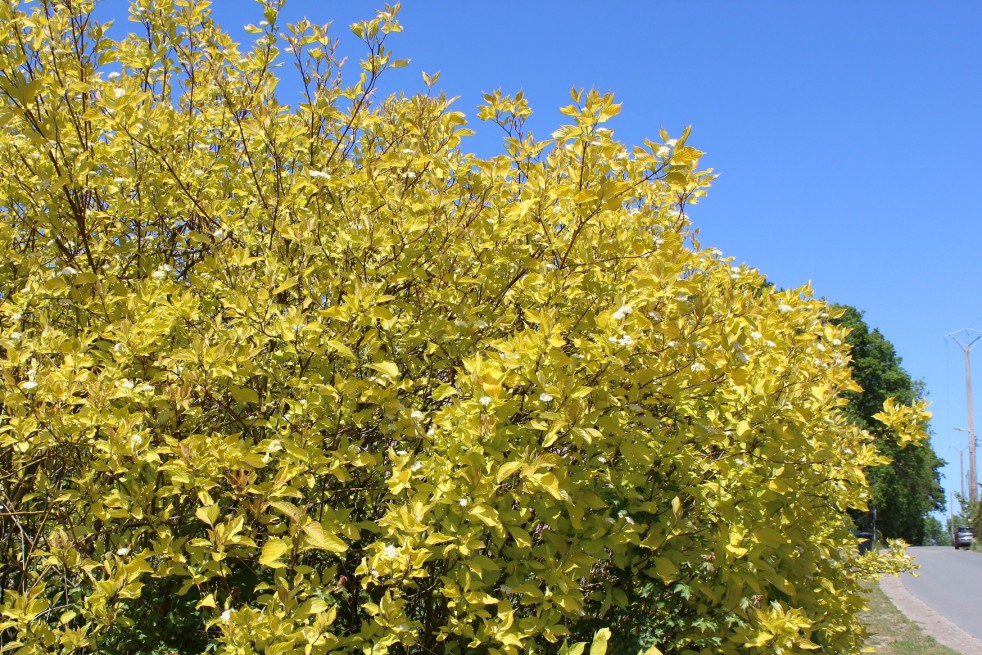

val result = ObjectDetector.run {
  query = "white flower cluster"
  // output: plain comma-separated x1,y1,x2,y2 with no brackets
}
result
22,368,38,390
611,305,633,321
152,264,173,280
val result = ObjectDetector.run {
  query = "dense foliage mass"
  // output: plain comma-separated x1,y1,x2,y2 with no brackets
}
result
833,306,945,546
0,2,928,654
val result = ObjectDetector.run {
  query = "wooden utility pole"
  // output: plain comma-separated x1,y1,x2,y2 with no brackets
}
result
961,447,965,498
948,330,982,504
951,490,956,541
967,343,978,503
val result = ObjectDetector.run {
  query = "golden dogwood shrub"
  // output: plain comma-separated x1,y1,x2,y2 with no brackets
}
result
0,2,926,654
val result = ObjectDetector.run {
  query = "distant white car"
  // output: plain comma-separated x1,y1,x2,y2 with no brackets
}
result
954,526,973,549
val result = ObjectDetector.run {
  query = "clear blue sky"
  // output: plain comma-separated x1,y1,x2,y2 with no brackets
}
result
102,1,982,514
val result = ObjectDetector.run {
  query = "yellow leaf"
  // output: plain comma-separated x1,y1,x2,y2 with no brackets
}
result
328,339,357,360
370,360,400,378
508,525,532,549
496,461,523,483
273,276,299,295
432,383,457,400
259,538,291,569
589,628,611,655
195,505,218,527
537,472,564,500
469,504,498,528
268,501,304,523
542,421,564,448
301,521,348,553
230,386,259,404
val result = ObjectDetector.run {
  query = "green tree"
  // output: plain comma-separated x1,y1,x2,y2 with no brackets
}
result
924,515,951,546
0,2,925,654
833,305,946,545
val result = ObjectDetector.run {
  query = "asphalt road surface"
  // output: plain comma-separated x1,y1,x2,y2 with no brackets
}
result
900,546,982,641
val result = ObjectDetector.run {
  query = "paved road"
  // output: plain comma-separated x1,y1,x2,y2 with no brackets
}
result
900,546,982,641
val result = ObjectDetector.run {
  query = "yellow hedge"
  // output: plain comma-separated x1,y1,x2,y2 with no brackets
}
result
0,2,925,654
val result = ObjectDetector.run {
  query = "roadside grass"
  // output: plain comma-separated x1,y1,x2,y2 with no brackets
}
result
860,582,960,655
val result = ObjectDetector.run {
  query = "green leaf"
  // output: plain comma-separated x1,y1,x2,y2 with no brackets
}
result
653,557,677,582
